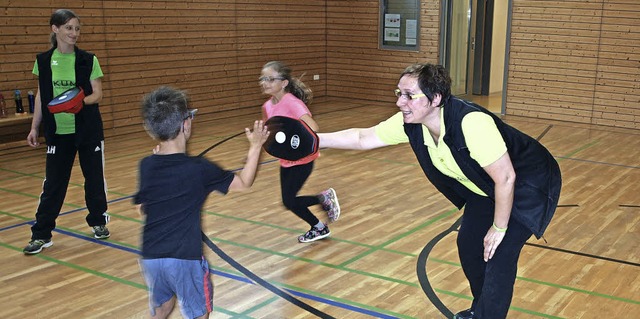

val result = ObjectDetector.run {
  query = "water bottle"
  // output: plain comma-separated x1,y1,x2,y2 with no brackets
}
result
14,89,24,114
28,90,35,113
0,93,7,118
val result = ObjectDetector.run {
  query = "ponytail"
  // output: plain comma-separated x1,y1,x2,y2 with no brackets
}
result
263,61,314,105
50,33,57,48
288,76,313,105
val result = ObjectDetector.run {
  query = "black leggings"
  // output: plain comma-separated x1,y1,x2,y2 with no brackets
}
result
31,134,109,240
279,162,321,227
457,192,532,319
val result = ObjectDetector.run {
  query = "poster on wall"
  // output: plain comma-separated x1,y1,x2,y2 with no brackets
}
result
384,28,400,41
379,1,419,51
405,19,417,45
384,14,401,28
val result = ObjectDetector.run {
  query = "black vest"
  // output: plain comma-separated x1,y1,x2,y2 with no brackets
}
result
404,97,561,238
36,46,104,145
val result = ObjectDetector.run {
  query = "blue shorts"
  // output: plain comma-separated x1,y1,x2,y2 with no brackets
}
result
140,257,213,318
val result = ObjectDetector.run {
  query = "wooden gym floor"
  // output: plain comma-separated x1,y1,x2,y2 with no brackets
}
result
0,98,638,318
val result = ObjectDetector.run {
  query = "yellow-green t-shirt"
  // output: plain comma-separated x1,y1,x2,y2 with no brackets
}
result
33,49,103,134
374,108,507,196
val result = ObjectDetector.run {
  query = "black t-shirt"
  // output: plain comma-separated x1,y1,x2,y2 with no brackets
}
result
134,153,234,259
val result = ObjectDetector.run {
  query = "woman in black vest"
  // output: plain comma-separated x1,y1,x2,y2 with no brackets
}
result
24,9,110,255
318,63,561,319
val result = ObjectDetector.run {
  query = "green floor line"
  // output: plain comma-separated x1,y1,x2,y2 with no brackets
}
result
1,134,633,318
427,257,460,267
208,229,640,306
208,264,417,319
1,239,410,318
65,226,140,250
0,168,130,197
434,289,566,319
212,307,246,317
377,207,458,247
4,206,638,308
2,158,638,313
0,186,52,200
205,210,417,257
0,174,24,183
233,296,277,318
212,236,419,288
558,140,599,162
274,282,417,319
432,259,640,306
0,209,139,250
434,289,472,301
0,187,82,209
0,188,141,226
110,212,143,224
338,207,458,267
518,276,640,305
0,210,33,221
0,241,271,318
0,206,438,318
0,167,45,177
0,241,147,290
508,306,565,319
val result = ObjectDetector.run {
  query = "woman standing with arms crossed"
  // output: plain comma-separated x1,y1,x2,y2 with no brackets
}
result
318,63,561,318
24,9,110,255
260,61,340,243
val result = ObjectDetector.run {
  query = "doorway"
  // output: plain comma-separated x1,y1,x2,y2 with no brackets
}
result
440,0,509,114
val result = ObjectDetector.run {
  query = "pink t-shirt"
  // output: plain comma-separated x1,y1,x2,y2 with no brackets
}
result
262,93,320,167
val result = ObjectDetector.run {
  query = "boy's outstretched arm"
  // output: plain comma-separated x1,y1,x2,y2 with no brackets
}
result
229,120,269,191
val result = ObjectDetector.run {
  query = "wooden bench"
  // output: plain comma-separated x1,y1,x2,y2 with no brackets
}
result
0,112,33,145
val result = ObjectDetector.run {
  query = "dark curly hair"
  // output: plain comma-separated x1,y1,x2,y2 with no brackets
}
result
399,63,452,107
141,86,190,141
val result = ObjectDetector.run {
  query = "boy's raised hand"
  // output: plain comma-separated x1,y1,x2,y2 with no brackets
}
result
246,120,270,147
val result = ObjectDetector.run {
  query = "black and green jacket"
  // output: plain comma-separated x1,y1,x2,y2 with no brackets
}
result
36,46,104,145
404,97,561,238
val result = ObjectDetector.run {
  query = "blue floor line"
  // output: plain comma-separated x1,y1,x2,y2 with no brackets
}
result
9,221,398,318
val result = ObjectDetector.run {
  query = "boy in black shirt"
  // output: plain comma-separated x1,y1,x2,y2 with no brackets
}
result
134,86,269,318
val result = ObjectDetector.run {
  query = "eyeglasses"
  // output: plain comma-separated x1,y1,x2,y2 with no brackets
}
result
394,89,426,100
184,109,198,120
259,76,285,83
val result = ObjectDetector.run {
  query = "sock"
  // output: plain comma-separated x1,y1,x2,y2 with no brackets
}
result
314,221,325,230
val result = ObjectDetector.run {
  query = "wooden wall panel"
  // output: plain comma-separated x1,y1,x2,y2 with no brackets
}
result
0,0,327,145
508,0,640,129
591,1,640,129
507,0,602,122
1,0,639,145
325,0,441,106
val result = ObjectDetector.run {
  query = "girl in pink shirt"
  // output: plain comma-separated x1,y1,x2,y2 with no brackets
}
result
260,61,340,243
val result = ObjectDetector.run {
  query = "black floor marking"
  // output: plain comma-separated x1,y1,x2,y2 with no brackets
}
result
536,125,553,141
449,228,640,268
202,233,335,318
416,217,462,318
196,131,246,157
197,132,334,318
525,242,640,267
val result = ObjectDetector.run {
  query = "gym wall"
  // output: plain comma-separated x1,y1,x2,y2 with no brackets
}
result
0,0,638,145
507,0,639,129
